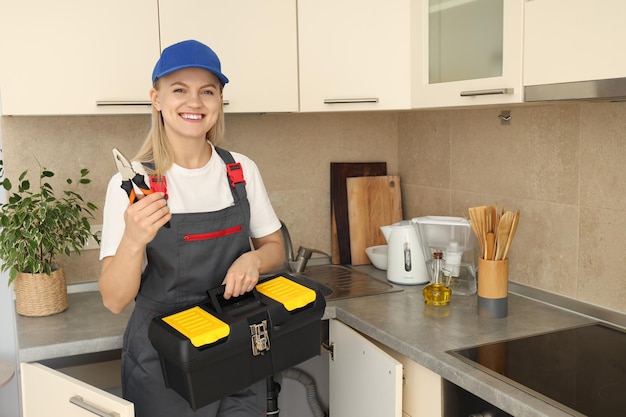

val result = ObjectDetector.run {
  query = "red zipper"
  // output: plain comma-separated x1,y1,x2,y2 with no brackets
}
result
184,225,243,242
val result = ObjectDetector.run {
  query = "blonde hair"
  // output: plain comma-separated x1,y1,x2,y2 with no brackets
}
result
134,80,226,175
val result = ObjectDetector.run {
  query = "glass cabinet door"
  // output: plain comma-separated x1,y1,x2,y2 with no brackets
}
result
429,0,503,84
412,0,523,108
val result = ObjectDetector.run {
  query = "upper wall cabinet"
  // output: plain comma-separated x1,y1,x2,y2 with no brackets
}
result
524,0,626,100
159,0,299,113
0,1,297,115
298,0,412,112
411,0,524,108
0,0,159,115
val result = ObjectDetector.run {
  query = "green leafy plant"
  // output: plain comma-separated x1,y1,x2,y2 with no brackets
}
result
0,159,98,285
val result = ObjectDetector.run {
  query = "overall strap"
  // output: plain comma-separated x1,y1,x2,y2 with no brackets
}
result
214,147,251,234
214,146,248,204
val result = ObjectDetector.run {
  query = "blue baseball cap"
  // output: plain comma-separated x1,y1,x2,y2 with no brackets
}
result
152,40,229,86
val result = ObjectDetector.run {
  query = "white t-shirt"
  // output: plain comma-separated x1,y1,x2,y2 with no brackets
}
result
99,145,281,262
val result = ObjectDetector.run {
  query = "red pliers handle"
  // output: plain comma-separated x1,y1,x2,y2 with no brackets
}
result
113,148,170,228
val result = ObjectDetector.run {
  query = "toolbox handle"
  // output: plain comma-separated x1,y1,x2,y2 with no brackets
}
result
207,285,261,315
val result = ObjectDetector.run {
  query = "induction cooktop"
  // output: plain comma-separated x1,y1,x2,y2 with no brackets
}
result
449,323,626,417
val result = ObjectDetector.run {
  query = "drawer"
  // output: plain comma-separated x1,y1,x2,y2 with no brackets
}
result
21,362,133,417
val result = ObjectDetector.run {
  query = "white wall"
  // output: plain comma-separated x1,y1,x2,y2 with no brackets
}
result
0,94,20,417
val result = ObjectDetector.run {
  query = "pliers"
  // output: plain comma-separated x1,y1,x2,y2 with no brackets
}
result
113,148,170,228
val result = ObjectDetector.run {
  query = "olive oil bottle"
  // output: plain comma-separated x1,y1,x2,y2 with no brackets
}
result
423,251,451,306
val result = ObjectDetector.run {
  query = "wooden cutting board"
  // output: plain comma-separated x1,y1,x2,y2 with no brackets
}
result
346,175,403,265
331,163,387,264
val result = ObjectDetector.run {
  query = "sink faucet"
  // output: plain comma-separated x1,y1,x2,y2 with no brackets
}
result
280,220,330,274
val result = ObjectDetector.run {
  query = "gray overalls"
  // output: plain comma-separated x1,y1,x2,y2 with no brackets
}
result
121,148,265,417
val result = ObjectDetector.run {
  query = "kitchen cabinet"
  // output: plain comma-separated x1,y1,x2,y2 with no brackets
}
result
377,343,442,417
524,0,626,87
158,0,299,114
411,0,524,108
0,1,297,115
0,0,159,115
328,319,443,417
329,319,402,416
297,0,412,112
21,361,133,417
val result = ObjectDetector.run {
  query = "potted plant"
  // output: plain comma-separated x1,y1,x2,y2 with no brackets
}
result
0,159,98,316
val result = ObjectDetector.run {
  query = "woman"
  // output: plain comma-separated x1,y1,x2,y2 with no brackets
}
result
99,39,285,417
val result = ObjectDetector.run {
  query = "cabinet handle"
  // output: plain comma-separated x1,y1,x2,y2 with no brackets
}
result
69,395,120,417
223,100,229,106
323,98,379,104
460,88,514,97
96,100,230,106
96,100,152,106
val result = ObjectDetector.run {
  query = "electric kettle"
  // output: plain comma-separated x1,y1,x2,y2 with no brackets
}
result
381,221,429,285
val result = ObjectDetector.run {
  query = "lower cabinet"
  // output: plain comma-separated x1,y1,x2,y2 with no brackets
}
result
377,343,442,417
21,358,133,417
328,319,442,417
329,319,403,416
19,320,442,417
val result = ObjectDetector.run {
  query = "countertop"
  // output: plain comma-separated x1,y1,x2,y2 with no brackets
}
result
15,268,611,417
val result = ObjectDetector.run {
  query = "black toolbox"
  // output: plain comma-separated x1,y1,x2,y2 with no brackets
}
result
148,273,326,410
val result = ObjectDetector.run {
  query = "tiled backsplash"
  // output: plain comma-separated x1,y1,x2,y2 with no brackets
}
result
2,101,625,313
400,103,626,314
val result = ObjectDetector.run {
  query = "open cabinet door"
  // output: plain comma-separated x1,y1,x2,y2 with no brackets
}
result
329,319,402,417
21,362,134,417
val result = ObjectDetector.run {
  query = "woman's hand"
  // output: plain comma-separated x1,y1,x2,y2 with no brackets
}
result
123,192,171,247
222,229,286,299
222,252,261,299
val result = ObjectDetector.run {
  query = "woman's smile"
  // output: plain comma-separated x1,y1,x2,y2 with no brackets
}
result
180,113,205,121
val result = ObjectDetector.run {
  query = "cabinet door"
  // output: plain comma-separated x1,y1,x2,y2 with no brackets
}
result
21,362,134,417
411,0,523,108
376,343,442,417
158,0,299,113
298,0,411,112
329,319,402,417
0,0,159,115
524,0,626,86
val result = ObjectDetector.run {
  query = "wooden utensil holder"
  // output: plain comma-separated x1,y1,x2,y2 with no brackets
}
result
477,258,508,319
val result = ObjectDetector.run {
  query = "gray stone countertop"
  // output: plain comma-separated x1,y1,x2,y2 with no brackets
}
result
335,267,595,417
16,267,604,417
16,291,133,363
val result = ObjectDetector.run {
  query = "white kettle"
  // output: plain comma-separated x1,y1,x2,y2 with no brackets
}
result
381,221,429,285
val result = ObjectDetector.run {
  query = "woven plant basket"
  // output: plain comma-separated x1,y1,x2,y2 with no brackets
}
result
14,267,68,317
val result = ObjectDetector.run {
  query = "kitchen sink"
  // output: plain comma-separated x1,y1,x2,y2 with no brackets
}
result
295,264,402,301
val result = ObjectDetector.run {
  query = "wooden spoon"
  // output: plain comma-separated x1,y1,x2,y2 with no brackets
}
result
486,232,495,260
468,207,481,257
490,204,498,233
495,211,514,261
493,212,500,260
502,210,520,260
480,206,489,259
486,204,498,259
468,206,487,259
